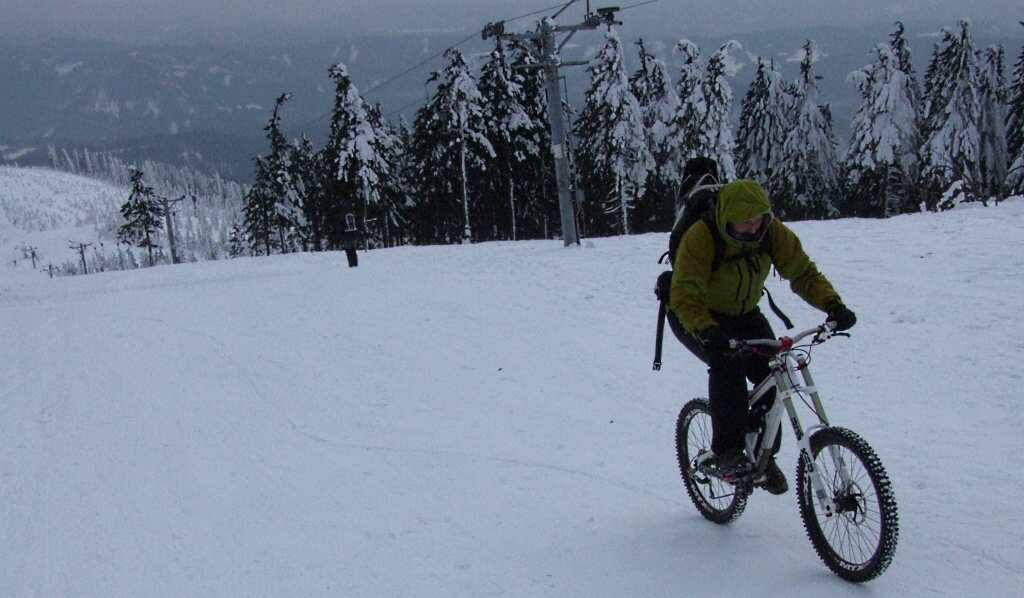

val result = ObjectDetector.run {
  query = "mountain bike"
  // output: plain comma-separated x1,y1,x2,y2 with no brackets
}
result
675,322,899,582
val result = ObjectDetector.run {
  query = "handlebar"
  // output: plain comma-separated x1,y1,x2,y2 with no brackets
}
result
728,321,841,353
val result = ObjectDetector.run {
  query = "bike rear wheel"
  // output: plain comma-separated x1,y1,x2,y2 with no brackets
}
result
675,398,747,524
797,427,899,582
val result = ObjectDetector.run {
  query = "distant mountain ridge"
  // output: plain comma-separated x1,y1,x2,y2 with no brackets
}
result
1,23,1016,183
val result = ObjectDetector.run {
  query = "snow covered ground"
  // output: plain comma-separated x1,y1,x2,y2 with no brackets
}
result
2,167,1023,596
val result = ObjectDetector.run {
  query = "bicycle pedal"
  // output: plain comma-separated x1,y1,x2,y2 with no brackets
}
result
721,463,756,482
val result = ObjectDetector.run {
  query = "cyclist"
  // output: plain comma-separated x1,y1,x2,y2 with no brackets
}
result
667,177,856,494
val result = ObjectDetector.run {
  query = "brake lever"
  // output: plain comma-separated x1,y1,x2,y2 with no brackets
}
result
728,345,754,360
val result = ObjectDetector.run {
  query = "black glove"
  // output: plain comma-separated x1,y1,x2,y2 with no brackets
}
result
699,326,734,352
826,301,857,331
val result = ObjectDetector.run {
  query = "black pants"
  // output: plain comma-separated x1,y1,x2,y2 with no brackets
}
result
670,308,777,455
344,246,358,267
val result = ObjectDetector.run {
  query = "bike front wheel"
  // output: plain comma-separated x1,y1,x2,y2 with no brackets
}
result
675,398,747,524
797,427,899,582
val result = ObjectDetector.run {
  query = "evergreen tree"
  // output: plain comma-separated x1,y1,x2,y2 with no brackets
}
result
777,41,839,219
696,41,741,180
320,63,391,248
478,38,544,241
1007,22,1024,195
888,21,925,211
363,103,407,248
978,46,1009,200
409,48,495,244
630,38,680,231
117,167,166,266
289,134,325,251
265,93,300,252
736,58,791,196
574,30,653,236
665,40,704,175
242,93,297,255
243,156,279,256
510,38,559,240
920,20,982,210
843,39,921,217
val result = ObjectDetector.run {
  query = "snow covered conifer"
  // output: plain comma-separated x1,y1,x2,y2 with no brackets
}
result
977,46,1009,200
507,38,559,240
665,40,705,176
320,63,390,247
777,41,839,220
364,104,408,248
696,41,741,181
478,38,544,241
843,37,921,217
289,134,326,251
243,157,279,257
409,48,494,244
736,58,791,196
118,166,166,266
266,93,300,252
1007,23,1024,195
630,38,680,231
242,93,296,255
573,30,653,236
919,20,982,210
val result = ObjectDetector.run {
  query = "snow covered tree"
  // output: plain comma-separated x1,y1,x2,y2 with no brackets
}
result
289,134,325,251
478,38,547,241
508,38,559,240
736,58,791,196
843,36,921,217
978,46,1009,200
242,93,298,255
1007,23,1024,195
319,63,391,248
919,20,982,210
890,21,923,110
409,48,495,244
777,41,839,220
118,166,165,266
574,30,653,236
243,157,279,256
630,38,680,231
888,22,924,210
695,41,741,180
362,103,407,248
263,93,300,252
665,40,705,176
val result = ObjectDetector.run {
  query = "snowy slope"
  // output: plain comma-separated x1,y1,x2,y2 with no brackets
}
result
0,166,124,272
1,168,1023,596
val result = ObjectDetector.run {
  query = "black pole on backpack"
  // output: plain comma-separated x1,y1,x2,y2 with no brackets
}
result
654,297,667,370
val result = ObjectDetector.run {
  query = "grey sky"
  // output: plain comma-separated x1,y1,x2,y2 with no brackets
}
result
0,0,1019,43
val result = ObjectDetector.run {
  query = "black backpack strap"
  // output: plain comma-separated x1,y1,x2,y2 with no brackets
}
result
702,213,728,272
763,286,794,330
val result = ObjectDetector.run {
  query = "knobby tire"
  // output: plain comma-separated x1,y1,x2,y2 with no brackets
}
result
796,427,899,582
676,398,747,524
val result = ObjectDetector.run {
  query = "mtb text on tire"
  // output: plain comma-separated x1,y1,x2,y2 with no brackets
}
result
674,322,899,582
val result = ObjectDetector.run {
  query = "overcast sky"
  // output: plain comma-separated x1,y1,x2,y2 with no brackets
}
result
1,0,1020,43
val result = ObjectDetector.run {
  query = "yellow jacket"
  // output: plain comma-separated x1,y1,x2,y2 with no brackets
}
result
669,179,841,335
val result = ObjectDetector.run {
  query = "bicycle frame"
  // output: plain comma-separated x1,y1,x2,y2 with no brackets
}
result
678,320,898,581
742,323,845,517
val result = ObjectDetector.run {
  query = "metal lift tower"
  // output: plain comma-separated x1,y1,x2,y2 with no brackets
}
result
483,2,621,247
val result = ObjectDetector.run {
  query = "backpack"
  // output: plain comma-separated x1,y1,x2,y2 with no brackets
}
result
659,174,723,270
651,158,790,370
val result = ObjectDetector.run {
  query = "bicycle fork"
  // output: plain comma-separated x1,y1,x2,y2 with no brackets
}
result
772,354,848,518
